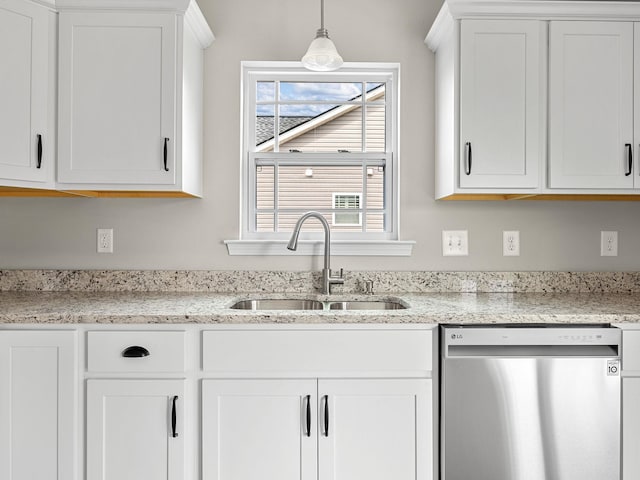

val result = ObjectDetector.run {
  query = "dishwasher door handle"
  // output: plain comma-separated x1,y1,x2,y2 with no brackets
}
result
447,344,619,358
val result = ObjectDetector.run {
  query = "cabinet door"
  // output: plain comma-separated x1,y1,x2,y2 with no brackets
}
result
623,377,640,479
0,331,76,480
86,379,185,480
635,24,640,187
202,379,317,480
549,21,633,189
459,20,542,189
318,379,432,480
0,0,51,184
58,12,176,185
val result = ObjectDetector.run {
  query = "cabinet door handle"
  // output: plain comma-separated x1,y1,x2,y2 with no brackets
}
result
304,395,311,437
465,142,472,175
171,395,178,438
626,144,633,176
36,134,42,169
163,138,170,171
322,395,329,437
121,345,150,358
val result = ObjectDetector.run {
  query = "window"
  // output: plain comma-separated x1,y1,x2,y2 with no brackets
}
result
333,193,362,226
227,62,412,255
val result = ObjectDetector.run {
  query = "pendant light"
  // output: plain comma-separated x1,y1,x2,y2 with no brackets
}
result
301,0,343,71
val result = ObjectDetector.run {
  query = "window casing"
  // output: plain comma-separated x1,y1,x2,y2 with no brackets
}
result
241,62,399,242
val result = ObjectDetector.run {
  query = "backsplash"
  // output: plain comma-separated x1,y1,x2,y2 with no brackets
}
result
1,270,639,293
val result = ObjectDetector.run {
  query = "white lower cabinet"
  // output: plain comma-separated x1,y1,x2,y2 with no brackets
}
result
0,331,76,480
317,378,431,480
202,379,318,480
623,328,640,479
86,379,185,480
203,378,431,480
623,377,640,479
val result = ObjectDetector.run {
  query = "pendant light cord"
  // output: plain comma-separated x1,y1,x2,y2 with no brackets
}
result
320,0,325,30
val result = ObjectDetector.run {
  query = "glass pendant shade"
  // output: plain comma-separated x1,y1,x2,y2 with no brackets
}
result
302,29,343,71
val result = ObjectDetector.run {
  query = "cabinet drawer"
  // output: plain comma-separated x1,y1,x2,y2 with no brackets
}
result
623,330,640,371
202,329,433,376
87,331,185,373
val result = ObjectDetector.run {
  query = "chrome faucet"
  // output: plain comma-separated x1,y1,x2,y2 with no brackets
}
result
287,211,344,294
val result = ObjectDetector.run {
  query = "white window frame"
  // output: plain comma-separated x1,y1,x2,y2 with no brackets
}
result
225,61,414,256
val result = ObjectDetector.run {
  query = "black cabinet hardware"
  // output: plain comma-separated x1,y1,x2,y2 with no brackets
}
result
626,144,633,176
305,395,311,437
171,395,178,438
37,134,42,169
323,395,329,437
121,345,150,358
465,142,472,175
164,138,170,171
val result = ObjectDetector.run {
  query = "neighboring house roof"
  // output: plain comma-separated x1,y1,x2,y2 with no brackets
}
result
256,116,313,146
256,84,386,152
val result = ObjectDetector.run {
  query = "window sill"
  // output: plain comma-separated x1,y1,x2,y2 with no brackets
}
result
224,240,415,256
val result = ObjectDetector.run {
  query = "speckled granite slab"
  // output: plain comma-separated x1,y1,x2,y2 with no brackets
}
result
1,270,640,293
1,291,640,324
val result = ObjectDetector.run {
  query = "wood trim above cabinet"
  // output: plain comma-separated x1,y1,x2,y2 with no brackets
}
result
0,187,199,198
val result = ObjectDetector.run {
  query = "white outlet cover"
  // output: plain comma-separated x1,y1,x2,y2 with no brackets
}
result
503,230,520,256
600,231,618,257
97,228,113,254
442,230,469,256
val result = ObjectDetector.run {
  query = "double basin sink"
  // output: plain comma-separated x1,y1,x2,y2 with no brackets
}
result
231,298,406,311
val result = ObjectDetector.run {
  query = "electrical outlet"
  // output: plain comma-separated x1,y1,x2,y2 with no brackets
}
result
442,230,469,256
600,231,618,257
503,231,520,256
97,228,113,253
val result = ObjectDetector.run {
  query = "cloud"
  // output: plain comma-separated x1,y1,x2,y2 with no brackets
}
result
256,81,384,117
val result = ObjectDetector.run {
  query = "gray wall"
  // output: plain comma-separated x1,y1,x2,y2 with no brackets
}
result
1,0,640,272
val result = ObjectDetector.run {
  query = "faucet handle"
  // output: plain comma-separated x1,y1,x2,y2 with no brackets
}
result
364,280,374,295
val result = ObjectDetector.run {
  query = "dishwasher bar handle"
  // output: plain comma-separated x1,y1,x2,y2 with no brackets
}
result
447,344,618,358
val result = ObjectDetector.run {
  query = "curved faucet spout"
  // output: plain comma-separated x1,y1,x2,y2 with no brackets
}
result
287,211,344,294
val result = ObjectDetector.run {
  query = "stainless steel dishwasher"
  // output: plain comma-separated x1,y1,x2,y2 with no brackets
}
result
441,325,621,480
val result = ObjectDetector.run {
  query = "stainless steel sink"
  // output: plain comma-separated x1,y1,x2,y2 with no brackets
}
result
328,300,406,310
230,299,324,310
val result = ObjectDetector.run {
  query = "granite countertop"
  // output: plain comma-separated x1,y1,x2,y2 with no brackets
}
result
2,291,640,324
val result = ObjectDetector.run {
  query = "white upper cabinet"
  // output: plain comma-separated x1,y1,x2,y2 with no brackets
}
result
427,11,544,199
549,21,634,189
58,12,177,187
0,0,55,189
427,0,640,199
459,20,543,190
56,1,213,196
635,23,640,187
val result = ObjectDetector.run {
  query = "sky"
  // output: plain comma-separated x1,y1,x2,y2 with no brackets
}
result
256,81,382,117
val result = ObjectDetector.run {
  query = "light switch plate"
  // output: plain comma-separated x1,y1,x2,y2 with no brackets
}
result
442,230,468,256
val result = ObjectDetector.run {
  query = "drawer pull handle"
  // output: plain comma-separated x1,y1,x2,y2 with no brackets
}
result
322,395,329,437
163,137,170,171
304,395,311,437
36,134,43,169
626,143,633,176
465,142,472,175
122,345,150,358
171,395,178,438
